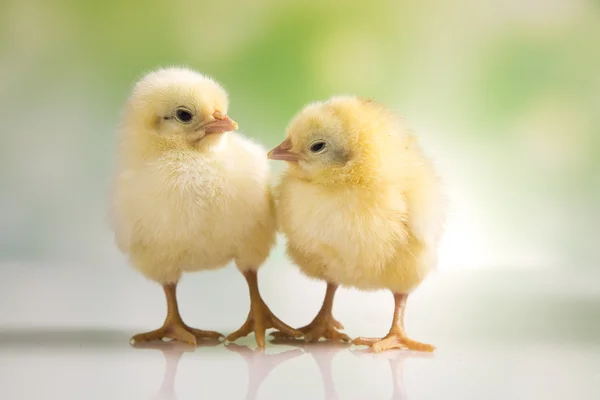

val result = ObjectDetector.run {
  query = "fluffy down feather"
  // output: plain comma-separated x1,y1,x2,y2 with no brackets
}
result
274,96,446,294
110,67,275,284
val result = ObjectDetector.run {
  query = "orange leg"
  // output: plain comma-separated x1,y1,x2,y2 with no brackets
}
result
352,292,434,353
271,283,350,343
227,271,302,347
131,284,223,346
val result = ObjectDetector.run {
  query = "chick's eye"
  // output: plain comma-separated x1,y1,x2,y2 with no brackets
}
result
175,109,193,123
310,141,326,153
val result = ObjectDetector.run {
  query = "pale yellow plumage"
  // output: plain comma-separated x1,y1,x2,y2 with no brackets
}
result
269,96,446,351
112,67,274,283
111,67,299,346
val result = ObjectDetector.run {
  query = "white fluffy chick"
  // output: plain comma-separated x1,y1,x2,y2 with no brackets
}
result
111,67,300,346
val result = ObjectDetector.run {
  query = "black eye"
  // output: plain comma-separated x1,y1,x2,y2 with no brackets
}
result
310,141,326,153
175,108,193,123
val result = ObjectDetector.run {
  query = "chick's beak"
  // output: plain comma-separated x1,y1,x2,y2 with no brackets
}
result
267,138,300,162
204,111,238,134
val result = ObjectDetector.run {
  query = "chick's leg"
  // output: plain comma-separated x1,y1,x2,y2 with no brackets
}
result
271,282,350,343
352,292,434,353
227,270,302,347
131,284,223,346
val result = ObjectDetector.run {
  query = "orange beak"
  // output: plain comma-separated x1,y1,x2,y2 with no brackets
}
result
204,111,238,134
267,138,300,162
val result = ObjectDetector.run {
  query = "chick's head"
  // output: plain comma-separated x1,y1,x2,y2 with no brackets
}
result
123,67,238,147
268,96,397,185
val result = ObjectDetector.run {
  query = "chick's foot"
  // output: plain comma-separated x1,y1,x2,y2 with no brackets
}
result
270,312,349,343
351,292,435,353
131,284,224,346
352,334,435,353
132,322,222,346
270,282,350,343
226,297,302,347
227,270,302,347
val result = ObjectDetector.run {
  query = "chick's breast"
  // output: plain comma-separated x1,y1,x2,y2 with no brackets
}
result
278,176,429,293
111,133,275,281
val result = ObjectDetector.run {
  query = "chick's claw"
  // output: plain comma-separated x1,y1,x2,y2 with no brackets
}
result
132,323,196,346
226,315,254,343
131,320,224,347
271,315,350,343
227,300,303,347
352,335,435,353
351,337,378,347
332,318,345,330
183,326,224,341
229,270,303,347
302,318,351,343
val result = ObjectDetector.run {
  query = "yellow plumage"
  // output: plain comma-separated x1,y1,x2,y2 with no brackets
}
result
269,95,446,351
111,67,299,346
112,67,274,283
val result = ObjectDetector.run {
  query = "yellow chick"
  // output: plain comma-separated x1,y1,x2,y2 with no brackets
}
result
111,67,301,347
268,96,446,352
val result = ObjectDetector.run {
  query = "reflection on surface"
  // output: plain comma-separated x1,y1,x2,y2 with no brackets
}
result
271,339,347,400
130,336,429,400
272,339,432,400
351,348,434,400
5,325,596,399
2,268,599,399
132,339,221,400
226,343,304,400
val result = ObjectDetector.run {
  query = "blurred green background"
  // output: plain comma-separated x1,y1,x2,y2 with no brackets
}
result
1,0,598,271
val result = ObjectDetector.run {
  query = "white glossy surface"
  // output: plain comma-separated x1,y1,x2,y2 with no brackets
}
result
1,262,599,399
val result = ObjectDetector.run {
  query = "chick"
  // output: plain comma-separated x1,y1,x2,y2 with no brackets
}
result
268,96,445,352
111,67,300,346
